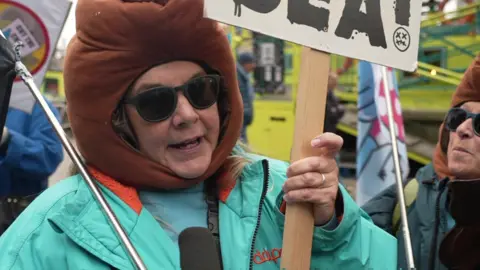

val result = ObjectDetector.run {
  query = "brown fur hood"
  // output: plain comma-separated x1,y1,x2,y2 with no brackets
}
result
63,0,243,189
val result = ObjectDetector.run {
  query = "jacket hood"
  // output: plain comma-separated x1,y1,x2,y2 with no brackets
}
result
64,0,243,189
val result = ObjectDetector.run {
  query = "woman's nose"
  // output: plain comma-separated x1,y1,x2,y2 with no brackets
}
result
172,93,199,127
456,118,474,139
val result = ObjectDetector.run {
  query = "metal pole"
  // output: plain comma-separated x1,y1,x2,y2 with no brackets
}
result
12,44,147,270
381,66,416,270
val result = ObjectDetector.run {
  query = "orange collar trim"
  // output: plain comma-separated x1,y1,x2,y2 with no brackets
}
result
217,169,235,203
86,166,236,215
88,166,143,215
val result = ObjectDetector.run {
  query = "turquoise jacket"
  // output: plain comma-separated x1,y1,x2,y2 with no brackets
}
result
0,156,397,269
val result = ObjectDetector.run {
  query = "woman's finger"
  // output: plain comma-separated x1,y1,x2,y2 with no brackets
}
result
310,132,344,158
283,186,337,205
283,171,335,193
286,156,337,178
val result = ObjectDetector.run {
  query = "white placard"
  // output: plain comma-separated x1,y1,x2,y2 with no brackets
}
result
204,0,422,72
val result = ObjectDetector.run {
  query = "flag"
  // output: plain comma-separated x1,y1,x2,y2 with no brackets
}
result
356,61,410,206
0,0,71,115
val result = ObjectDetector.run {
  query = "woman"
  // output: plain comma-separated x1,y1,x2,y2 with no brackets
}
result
363,55,480,270
0,0,396,269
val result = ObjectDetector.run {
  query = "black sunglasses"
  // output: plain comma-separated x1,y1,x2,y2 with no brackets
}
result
445,107,480,136
125,75,221,122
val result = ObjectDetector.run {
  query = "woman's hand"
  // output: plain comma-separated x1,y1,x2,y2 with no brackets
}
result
328,71,338,90
282,132,343,226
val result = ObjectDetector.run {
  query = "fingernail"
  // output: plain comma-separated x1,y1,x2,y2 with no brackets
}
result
311,138,321,147
283,195,289,202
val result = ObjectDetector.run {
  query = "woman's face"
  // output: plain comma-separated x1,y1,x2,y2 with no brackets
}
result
126,61,220,179
447,101,480,179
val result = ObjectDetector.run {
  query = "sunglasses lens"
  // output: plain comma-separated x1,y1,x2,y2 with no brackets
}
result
186,76,219,109
135,88,176,122
474,115,480,134
127,75,220,122
446,108,467,131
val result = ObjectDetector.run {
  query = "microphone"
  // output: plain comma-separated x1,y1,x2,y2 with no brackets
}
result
178,227,222,270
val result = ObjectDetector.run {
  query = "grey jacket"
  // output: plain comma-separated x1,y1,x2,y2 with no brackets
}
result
362,163,452,270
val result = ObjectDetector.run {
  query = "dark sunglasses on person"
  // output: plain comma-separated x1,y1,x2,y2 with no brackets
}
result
445,107,480,136
125,74,221,122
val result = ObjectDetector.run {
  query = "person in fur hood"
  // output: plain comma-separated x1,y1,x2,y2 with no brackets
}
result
363,54,480,270
0,0,396,269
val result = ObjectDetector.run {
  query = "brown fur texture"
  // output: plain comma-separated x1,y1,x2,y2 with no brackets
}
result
63,0,243,189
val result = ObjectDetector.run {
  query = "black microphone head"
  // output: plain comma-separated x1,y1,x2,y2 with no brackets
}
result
178,227,222,270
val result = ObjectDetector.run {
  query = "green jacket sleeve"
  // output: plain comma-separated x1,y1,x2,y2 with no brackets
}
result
0,177,113,270
271,183,397,268
308,185,397,269
0,221,107,270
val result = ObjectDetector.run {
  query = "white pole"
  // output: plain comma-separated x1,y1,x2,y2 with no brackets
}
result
7,38,147,269
381,66,416,270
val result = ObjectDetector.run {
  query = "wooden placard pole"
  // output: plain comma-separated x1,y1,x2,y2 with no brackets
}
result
280,47,331,270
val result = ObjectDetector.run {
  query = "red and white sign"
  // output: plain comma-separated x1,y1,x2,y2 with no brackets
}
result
0,0,71,112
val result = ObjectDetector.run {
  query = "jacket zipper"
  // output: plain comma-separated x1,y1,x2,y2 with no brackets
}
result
248,159,270,270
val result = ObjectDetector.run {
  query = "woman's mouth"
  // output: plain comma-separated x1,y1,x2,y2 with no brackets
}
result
453,147,471,155
169,137,202,150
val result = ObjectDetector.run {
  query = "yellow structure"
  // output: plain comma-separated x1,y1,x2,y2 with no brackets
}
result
42,70,65,101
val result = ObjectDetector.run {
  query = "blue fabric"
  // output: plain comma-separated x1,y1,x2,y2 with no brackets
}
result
236,63,254,128
446,211,456,231
227,32,232,44
139,182,208,243
0,100,64,196
237,52,255,65
140,179,338,244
